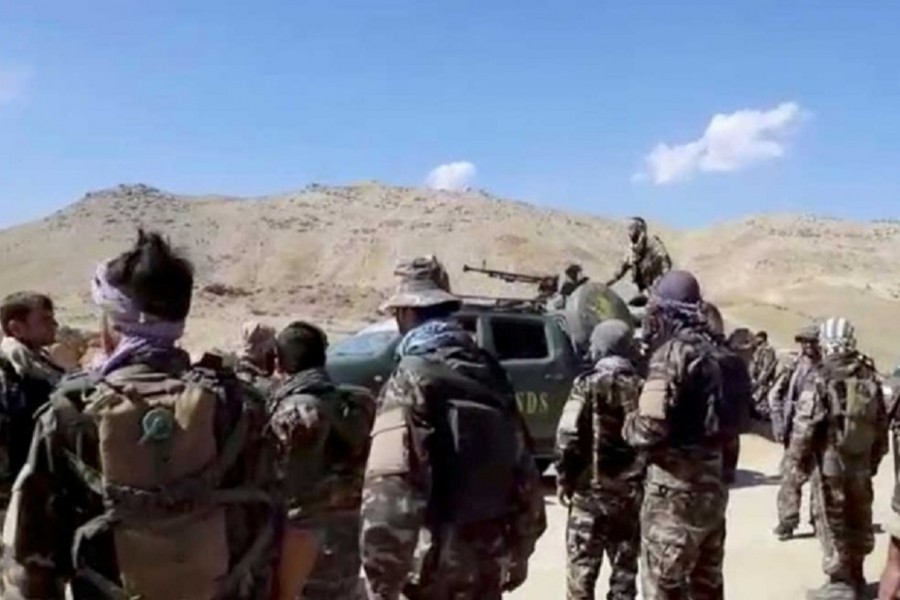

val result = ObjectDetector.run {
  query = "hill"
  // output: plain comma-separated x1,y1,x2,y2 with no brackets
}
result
2,183,898,368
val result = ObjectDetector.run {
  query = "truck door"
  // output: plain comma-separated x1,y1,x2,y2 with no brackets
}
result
481,314,575,460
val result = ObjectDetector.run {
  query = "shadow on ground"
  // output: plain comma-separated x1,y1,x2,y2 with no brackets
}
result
729,469,781,490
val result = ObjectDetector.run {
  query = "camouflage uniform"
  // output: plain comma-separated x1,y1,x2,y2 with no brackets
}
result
268,367,376,600
787,318,888,598
770,326,820,538
0,349,278,599
623,271,727,600
607,219,672,293
750,339,778,418
556,320,644,600
361,256,546,600
235,321,277,397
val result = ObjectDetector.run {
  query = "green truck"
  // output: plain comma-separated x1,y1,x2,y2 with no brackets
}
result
326,272,638,470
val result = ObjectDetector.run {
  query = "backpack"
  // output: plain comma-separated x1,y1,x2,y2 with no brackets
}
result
399,351,521,526
668,334,723,445
585,364,642,482
0,356,22,482
64,364,275,600
825,362,882,458
709,345,752,437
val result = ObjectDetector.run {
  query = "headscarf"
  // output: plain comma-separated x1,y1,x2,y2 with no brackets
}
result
396,319,474,358
644,270,707,348
90,261,186,375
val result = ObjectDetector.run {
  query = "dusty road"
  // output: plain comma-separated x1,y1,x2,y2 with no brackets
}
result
511,434,895,600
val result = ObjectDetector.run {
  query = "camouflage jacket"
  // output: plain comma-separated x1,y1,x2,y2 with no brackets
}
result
235,359,277,399
360,343,546,600
268,368,375,524
768,354,817,444
623,329,724,492
787,351,888,478
750,342,778,395
611,234,672,292
555,356,644,497
0,349,279,600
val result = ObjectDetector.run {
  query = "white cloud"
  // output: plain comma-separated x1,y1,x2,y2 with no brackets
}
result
425,161,477,191
0,65,31,105
635,102,808,185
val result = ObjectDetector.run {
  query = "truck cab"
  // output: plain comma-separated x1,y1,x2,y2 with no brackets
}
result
326,306,582,468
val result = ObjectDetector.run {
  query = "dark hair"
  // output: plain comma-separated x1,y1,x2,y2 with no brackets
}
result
755,331,768,341
276,321,329,374
105,230,194,321
1,292,54,336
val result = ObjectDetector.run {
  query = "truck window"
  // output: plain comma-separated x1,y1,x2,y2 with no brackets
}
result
491,319,549,361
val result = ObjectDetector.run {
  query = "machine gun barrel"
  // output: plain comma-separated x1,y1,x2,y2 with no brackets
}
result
462,264,552,284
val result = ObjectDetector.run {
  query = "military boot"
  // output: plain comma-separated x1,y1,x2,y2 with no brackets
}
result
773,523,794,541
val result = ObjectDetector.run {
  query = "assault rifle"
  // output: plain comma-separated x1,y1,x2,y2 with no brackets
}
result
462,264,559,299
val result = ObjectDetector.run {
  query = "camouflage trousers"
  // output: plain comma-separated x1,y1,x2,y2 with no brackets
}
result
304,512,363,600
401,521,507,600
566,487,641,600
777,451,815,530
639,483,728,600
810,471,875,582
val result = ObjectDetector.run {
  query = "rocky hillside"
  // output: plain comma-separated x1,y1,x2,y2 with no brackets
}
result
2,183,898,368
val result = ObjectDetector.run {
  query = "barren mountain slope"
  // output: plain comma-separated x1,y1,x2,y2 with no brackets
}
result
1,183,897,368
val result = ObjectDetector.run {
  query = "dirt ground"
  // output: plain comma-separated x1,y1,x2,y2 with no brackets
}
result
511,433,896,600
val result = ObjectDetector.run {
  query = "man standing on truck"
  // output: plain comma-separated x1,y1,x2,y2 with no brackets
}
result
360,255,546,600
556,319,644,600
606,217,672,294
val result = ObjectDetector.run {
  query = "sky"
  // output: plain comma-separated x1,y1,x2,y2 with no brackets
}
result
1,0,899,228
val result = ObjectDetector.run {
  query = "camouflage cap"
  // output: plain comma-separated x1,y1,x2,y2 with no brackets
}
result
794,324,819,343
379,255,460,312
240,321,276,361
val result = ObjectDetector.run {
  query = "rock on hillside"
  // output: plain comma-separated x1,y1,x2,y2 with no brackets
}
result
2,183,899,368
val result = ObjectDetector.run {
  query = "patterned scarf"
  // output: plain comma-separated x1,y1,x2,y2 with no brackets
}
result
90,261,186,376
396,319,474,358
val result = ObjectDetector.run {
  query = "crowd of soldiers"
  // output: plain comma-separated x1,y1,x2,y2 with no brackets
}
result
0,222,898,600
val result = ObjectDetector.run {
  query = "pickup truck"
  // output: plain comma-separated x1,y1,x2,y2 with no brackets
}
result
326,305,586,470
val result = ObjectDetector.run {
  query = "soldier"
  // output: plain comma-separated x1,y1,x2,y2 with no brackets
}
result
0,293,65,502
788,317,888,599
770,325,821,541
750,331,778,420
560,264,589,297
606,217,672,294
623,270,727,599
0,230,280,599
236,320,278,395
879,462,900,599
269,321,376,599
556,319,644,600
360,255,546,600
704,303,753,485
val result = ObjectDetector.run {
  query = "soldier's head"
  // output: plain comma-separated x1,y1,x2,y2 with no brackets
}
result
380,255,461,334
702,302,725,338
1,292,58,349
564,264,582,281
628,217,647,243
819,317,856,357
754,331,768,347
240,321,277,375
644,270,704,348
589,319,634,362
275,321,328,376
92,229,193,358
727,328,755,364
795,325,820,359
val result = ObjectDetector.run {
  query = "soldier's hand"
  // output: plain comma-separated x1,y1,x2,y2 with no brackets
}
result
502,559,528,592
556,486,572,507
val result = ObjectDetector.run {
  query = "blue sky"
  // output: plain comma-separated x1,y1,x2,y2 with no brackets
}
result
1,0,898,228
